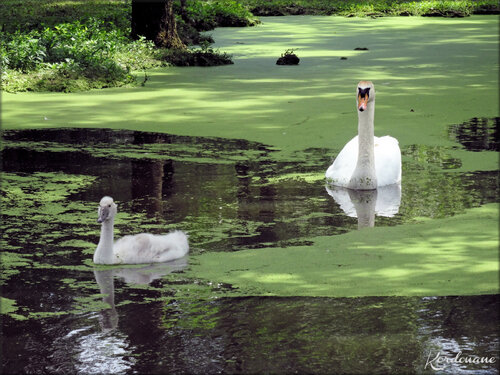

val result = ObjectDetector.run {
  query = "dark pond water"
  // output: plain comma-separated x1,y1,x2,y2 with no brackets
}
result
4,292,499,374
1,127,499,374
449,117,499,152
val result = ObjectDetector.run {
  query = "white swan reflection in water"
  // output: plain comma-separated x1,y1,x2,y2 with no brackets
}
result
326,184,401,229
70,258,188,374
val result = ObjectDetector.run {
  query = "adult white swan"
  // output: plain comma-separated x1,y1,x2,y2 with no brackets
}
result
325,81,401,189
94,196,189,264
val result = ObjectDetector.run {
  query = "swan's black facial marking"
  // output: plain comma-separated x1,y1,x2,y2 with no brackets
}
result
357,87,370,112
358,87,370,99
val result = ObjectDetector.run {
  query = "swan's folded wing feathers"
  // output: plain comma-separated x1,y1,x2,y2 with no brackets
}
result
325,136,358,187
374,136,401,186
113,233,152,263
113,231,189,264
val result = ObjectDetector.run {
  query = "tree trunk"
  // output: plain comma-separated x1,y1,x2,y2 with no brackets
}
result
131,0,185,49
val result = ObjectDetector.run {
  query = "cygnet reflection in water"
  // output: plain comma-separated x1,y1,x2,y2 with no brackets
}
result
93,257,189,331
326,184,401,229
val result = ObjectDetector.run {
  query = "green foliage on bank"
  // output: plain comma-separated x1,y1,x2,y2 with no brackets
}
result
239,0,499,16
160,42,234,66
0,18,159,92
0,0,252,92
180,0,259,30
0,0,257,34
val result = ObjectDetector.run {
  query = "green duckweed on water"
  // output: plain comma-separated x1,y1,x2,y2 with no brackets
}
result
172,203,498,298
0,297,27,320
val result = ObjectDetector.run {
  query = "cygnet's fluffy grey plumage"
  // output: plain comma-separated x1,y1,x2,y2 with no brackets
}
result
94,196,189,264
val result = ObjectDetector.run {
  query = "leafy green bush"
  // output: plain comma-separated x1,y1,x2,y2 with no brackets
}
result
0,18,160,92
0,1,246,92
238,0,498,16
210,0,258,26
0,0,131,34
182,0,259,31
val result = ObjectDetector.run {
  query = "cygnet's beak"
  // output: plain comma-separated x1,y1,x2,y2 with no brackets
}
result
97,206,109,223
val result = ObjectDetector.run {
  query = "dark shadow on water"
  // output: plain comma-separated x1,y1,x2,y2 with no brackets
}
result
2,127,271,153
449,117,499,152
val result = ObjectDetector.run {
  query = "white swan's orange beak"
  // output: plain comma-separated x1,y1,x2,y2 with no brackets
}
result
358,94,368,112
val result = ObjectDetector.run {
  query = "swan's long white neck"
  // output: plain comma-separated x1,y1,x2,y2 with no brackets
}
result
348,99,377,190
94,219,115,264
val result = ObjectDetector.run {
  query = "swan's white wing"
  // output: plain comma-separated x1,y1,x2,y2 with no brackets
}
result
150,231,189,263
326,135,401,188
113,234,151,264
374,136,401,187
114,231,189,264
325,136,358,188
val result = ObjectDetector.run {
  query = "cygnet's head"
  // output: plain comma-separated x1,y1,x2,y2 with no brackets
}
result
97,196,118,223
356,81,375,112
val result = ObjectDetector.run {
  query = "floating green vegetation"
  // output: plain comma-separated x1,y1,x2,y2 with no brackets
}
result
0,129,497,320
162,299,220,331
1,172,97,248
3,140,246,165
1,172,97,285
169,203,499,298
58,240,96,255
0,296,28,320
183,214,264,252
1,172,96,211
0,252,32,286
262,172,325,184
3,16,498,167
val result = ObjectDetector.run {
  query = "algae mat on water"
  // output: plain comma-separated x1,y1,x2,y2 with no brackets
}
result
181,204,498,297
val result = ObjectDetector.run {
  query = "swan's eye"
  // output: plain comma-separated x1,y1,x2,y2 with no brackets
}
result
108,204,112,207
